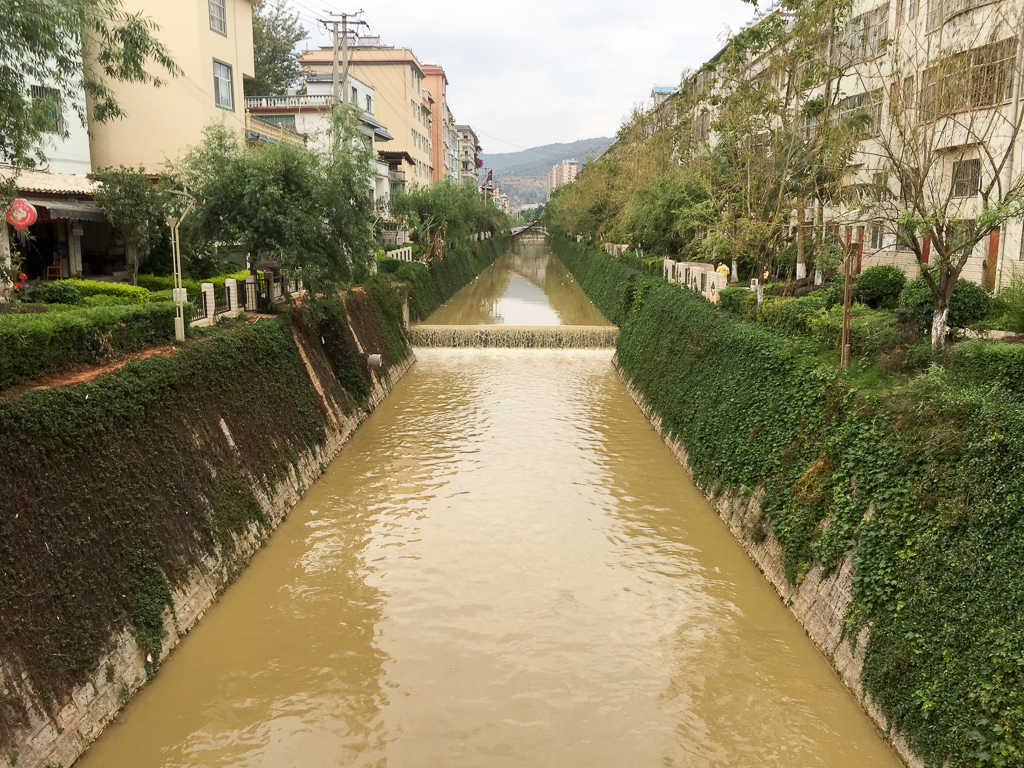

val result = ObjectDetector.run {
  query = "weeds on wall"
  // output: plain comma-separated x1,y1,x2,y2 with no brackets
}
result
550,232,1024,768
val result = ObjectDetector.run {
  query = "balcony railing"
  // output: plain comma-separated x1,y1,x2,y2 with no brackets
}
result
244,112,306,148
389,169,406,182
245,95,333,110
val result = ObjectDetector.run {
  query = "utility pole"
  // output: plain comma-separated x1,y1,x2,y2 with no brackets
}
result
321,10,367,110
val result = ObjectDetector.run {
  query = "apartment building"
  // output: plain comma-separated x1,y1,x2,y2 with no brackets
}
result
681,0,1024,291
300,44,433,185
455,125,480,186
547,160,579,196
422,64,460,183
88,0,258,170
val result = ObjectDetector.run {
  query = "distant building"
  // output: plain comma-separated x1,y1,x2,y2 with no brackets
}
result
422,64,460,184
455,125,480,187
651,85,677,105
547,159,579,196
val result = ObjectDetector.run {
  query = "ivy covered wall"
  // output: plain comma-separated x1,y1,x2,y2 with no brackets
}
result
0,286,410,759
550,234,1024,768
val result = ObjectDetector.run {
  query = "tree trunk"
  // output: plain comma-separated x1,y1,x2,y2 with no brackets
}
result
931,302,951,349
796,223,807,280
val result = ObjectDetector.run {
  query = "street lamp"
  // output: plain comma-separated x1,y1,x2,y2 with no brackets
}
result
165,191,195,343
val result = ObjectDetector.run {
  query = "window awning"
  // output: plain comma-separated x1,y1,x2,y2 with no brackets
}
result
22,197,106,222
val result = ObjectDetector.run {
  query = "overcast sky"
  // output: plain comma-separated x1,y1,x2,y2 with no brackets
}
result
282,0,764,154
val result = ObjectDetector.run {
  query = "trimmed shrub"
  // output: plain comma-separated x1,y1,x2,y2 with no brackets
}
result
28,281,82,306
947,339,1024,394
83,294,141,308
0,302,178,389
899,277,993,333
806,305,901,356
136,270,248,294
65,279,151,305
719,286,756,318
757,293,827,336
856,265,906,308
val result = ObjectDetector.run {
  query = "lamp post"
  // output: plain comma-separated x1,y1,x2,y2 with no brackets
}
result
165,191,195,342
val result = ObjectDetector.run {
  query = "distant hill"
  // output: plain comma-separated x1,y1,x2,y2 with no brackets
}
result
480,137,614,208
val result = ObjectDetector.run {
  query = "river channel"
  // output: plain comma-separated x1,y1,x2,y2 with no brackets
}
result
76,242,901,768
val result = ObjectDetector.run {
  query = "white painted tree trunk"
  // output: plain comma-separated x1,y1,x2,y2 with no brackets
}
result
931,305,950,349
731,259,738,284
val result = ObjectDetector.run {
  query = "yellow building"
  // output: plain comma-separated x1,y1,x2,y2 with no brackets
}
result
299,44,433,185
87,0,258,171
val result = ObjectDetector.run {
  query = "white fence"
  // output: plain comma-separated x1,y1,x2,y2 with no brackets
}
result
604,243,630,257
663,259,727,304
471,232,492,242
390,247,414,262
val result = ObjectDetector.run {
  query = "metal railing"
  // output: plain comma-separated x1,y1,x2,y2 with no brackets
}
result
244,112,306,148
187,290,209,322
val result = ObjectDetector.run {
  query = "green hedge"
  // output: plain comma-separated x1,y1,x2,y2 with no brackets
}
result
549,235,646,325
947,339,1024,394
0,302,179,389
554,233,1024,767
64,279,151,304
136,270,249,294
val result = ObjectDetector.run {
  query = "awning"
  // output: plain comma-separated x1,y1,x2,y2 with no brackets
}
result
22,197,106,222
360,114,394,142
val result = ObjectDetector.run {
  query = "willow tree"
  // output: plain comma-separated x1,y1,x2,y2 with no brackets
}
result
846,0,1024,346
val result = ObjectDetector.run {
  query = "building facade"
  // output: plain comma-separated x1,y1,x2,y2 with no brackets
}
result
547,160,579,196
87,0,258,171
455,125,480,186
301,44,433,186
675,0,1024,291
422,64,456,184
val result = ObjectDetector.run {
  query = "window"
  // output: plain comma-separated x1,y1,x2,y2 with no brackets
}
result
837,90,883,133
214,60,234,110
920,39,1016,118
927,0,994,30
897,223,917,252
872,172,891,202
351,87,358,104
870,225,883,249
898,0,918,20
209,0,227,35
30,85,64,134
952,158,981,197
839,4,890,64
260,115,295,129
366,95,372,113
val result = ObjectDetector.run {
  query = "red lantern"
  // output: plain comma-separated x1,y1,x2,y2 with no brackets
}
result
5,200,38,230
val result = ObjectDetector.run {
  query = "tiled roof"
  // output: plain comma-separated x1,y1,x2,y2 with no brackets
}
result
0,167,97,196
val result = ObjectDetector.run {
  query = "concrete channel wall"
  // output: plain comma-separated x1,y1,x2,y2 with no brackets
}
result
410,325,619,349
616,367,921,768
2,320,415,768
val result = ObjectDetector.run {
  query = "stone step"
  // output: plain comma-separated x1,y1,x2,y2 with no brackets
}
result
409,325,619,349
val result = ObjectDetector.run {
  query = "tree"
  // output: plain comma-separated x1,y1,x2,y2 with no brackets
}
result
0,0,179,196
391,179,509,255
88,166,166,286
173,107,376,296
244,0,306,98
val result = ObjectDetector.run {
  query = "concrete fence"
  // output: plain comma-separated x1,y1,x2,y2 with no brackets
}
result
390,247,415,262
604,243,630,258
190,274,304,327
663,259,727,304
471,232,493,242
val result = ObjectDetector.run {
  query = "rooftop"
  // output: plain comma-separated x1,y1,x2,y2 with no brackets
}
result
0,166,98,196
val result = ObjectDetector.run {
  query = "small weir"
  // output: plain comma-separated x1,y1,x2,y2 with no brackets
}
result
410,324,619,349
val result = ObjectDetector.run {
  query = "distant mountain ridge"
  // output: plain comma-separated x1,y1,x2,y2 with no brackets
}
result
480,137,614,208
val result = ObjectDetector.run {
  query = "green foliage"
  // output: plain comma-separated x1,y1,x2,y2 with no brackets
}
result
136,270,249,294
391,179,510,247
559,238,1024,767
244,0,306,98
396,238,505,321
0,319,334,741
173,116,375,298
900,277,994,333
0,0,179,177
27,282,82,306
88,166,167,285
856,266,907,309
64,279,150,304
719,286,757,318
806,305,902,357
0,302,178,389
757,293,827,336
994,272,1024,333
548,235,646,325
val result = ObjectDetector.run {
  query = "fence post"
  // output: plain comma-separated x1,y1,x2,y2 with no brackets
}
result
201,282,215,321
225,278,238,313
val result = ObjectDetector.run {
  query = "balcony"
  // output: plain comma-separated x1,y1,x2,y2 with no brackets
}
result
245,94,333,110
389,169,406,183
244,112,306,148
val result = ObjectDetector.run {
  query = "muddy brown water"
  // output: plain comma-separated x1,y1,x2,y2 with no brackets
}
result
76,245,901,768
